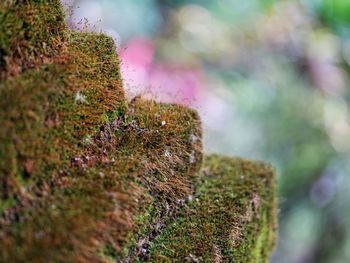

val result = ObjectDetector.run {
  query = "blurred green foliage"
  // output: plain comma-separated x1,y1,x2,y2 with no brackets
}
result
321,0,350,26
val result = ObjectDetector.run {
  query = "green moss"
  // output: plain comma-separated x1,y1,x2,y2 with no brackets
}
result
148,155,277,262
0,78,202,262
0,197,15,214
252,214,269,263
0,30,126,198
100,243,118,262
96,99,203,261
0,1,277,262
0,0,66,78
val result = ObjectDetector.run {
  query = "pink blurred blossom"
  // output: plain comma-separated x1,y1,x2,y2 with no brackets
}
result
120,37,204,106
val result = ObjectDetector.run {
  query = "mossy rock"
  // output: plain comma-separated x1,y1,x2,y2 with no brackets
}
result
0,1,277,262
149,155,277,263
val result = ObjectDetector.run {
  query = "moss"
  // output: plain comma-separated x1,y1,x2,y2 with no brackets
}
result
0,0,66,78
0,197,15,214
0,1,277,262
251,214,269,262
96,99,203,261
148,155,277,263
0,79,202,262
0,30,126,199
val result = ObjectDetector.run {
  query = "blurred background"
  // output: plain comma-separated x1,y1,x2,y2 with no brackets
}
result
61,0,350,262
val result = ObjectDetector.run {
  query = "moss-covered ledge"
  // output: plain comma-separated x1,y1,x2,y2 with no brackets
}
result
0,1,277,262
149,155,277,262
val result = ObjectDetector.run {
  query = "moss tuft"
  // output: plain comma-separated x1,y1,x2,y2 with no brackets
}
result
148,155,277,263
0,0,66,78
